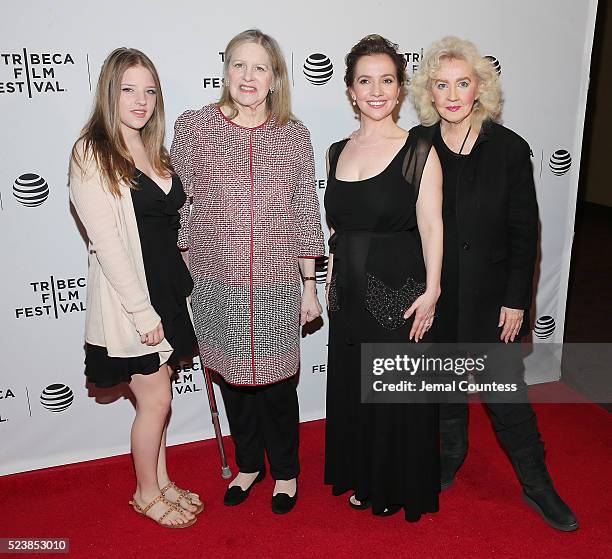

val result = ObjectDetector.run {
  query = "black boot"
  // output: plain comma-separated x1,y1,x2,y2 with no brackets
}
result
511,445,578,532
440,417,468,490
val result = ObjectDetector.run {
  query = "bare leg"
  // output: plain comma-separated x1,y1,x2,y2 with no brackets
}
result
155,364,174,487
157,424,202,512
129,365,194,526
156,424,170,486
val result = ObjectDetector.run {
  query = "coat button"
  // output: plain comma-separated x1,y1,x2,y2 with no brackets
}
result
462,241,470,250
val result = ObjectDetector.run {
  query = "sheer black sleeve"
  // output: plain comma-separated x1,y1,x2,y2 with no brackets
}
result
402,125,436,200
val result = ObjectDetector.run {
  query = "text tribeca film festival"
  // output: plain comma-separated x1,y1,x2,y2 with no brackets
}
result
0,50,76,97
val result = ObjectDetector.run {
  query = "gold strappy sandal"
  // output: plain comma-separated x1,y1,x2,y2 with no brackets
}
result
161,481,204,515
129,493,197,528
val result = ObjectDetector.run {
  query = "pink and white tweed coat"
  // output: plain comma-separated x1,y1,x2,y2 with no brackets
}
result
170,104,324,386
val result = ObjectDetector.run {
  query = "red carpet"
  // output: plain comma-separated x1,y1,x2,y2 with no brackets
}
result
2,400,611,559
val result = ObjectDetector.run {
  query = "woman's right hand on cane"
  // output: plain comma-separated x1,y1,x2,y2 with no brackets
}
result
141,322,165,346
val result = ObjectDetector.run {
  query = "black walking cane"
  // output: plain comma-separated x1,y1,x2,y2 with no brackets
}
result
202,366,232,479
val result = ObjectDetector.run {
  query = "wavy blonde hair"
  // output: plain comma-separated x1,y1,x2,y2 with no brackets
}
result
70,48,172,197
217,29,295,126
411,36,502,127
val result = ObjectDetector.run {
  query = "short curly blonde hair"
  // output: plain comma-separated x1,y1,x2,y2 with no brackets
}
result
411,36,502,127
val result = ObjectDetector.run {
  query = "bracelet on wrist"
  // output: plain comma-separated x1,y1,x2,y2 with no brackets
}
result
302,276,316,282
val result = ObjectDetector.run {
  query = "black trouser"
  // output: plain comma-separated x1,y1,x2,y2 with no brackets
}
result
440,400,543,454
440,343,543,454
219,376,300,480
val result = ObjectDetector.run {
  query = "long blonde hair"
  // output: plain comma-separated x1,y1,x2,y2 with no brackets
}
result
70,48,172,197
411,36,502,128
217,29,295,126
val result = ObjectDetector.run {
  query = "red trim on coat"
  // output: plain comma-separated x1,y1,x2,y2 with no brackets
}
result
249,131,257,384
216,105,271,130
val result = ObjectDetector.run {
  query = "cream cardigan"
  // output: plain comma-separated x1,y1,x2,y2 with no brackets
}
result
69,143,172,363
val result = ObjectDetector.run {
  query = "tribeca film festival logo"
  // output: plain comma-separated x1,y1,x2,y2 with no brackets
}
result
15,276,86,319
40,384,74,412
0,50,75,97
549,150,572,176
202,52,226,89
0,387,16,423
13,173,49,207
403,49,425,74
312,362,327,374
172,361,203,396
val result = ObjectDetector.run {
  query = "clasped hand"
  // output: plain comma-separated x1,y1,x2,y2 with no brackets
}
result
140,322,165,346
301,288,322,326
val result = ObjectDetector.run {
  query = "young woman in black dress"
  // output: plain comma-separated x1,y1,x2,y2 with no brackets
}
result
324,35,443,521
70,48,200,528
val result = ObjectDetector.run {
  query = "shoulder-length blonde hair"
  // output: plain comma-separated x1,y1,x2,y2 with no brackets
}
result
411,36,502,128
70,47,172,197
217,29,295,126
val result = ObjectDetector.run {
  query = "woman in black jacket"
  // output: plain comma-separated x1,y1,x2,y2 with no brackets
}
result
411,36,578,532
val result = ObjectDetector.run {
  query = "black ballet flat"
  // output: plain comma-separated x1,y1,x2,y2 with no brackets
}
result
223,470,265,506
348,494,371,510
271,485,298,514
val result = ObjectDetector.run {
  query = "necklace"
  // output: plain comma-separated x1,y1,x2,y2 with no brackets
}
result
350,132,385,149
458,125,472,155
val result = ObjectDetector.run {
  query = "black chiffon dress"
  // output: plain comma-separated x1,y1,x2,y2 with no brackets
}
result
84,172,197,388
323,127,440,522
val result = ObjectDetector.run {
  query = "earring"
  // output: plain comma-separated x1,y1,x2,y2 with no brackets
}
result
270,87,275,93
352,98,356,106
396,99,399,105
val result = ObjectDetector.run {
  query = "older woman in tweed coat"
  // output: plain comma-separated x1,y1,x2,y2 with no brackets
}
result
171,29,324,514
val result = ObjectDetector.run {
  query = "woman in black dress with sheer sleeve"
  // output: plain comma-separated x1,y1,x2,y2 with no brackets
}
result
324,35,443,522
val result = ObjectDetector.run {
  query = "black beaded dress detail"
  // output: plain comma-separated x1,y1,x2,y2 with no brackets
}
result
323,127,440,522
84,172,197,388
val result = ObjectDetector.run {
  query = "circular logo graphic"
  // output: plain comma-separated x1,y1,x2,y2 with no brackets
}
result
303,53,333,85
13,173,49,207
485,55,502,76
549,150,572,176
533,315,556,339
315,256,329,284
40,383,74,412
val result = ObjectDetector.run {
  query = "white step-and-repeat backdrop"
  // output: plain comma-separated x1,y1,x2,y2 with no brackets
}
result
0,0,598,475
